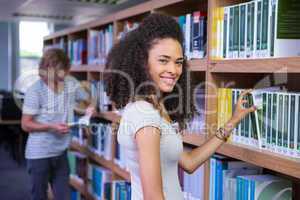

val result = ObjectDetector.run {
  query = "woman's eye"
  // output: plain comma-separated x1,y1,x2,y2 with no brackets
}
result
159,59,168,64
176,61,183,66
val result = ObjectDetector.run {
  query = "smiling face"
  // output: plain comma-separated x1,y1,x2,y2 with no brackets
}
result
148,38,184,93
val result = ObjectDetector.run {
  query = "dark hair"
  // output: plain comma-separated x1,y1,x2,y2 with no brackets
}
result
39,48,70,70
105,13,194,129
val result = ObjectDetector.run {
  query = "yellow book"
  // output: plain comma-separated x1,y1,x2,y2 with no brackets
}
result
211,7,219,59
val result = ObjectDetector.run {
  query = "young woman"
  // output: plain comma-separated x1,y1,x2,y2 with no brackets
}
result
105,14,255,200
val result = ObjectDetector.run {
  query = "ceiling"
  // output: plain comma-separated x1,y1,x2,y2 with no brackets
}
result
0,0,148,25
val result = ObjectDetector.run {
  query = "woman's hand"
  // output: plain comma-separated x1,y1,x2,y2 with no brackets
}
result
230,89,256,125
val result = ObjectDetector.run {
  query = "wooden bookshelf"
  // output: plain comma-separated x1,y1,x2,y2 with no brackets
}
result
45,0,300,199
70,140,131,182
183,134,300,179
209,57,300,73
188,59,208,71
70,65,105,73
86,147,131,181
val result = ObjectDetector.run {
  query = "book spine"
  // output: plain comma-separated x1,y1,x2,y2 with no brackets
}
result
297,95,300,158
233,5,240,58
223,7,229,58
261,0,269,57
289,94,296,156
185,14,192,60
256,0,263,58
277,94,284,154
228,6,234,58
283,94,289,155
239,4,247,58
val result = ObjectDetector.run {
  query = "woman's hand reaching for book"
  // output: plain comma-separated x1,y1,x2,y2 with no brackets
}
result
218,89,257,141
230,89,257,125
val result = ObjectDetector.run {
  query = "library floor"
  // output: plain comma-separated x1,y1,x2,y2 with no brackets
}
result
0,144,31,200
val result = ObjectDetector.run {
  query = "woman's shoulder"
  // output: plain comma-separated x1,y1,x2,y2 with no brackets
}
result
122,100,160,118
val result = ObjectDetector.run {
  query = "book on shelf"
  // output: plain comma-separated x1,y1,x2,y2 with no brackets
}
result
68,38,87,66
88,24,114,65
88,122,113,160
71,187,83,200
212,0,300,60
209,156,293,200
90,80,112,112
88,164,112,200
87,164,131,200
218,87,300,158
236,174,292,200
177,11,207,60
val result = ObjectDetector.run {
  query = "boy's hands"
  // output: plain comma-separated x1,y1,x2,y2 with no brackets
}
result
49,123,70,134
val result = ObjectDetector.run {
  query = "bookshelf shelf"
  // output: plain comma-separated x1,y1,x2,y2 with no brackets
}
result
209,57,300,73
86,148,131,182
188,59,207,71
183,134,300,179
70,140,131,182
70,65,105,73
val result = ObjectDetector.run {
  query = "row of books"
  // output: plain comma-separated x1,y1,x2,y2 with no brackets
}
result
70,115,86,145
218,88,300,158
177,11,207,60
90,80,112,112
87,164,131,200
212,0,300,60
88,122,113,161
68,39,88,65
44,37,68,53
88,25,114,65
68,151,88,181
209,155,292,200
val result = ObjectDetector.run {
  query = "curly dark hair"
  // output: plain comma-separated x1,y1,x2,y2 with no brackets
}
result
105,13,195,129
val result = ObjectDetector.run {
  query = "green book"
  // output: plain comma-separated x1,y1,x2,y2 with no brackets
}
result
261,93,267,148
255,0,262,57
283,94,289,154
233,5,240,58
229,6,234,58
260,0,269,57
271,93,278,151
289,94,296,156
274,0,300,57
246,2,255,58
239,4,246,58
266,92,272,150
277,94,284,153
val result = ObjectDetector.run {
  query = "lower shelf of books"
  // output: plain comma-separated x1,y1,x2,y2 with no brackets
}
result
183,133,300,179
69,140,131,181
